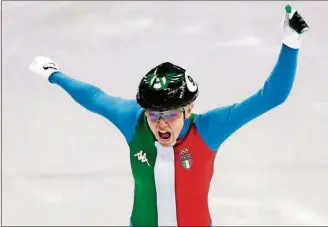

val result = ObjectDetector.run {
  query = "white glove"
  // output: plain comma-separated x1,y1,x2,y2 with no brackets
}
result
28,56,59,80
282,5,310,49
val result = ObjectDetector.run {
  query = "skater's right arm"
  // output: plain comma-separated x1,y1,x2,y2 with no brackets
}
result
28,57,143,143
49,72,143,142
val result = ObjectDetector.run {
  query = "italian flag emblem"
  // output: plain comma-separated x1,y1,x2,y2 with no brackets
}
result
180,152,193,170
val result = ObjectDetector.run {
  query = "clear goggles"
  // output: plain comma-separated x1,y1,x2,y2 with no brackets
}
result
145,107,186,122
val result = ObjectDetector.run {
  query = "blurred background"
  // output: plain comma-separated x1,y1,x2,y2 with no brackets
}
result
2,1,328,225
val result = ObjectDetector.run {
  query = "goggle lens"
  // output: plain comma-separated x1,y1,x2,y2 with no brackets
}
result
146,109,183,122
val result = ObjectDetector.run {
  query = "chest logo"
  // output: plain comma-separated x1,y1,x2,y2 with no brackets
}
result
134,150,151,166
179,148,193,170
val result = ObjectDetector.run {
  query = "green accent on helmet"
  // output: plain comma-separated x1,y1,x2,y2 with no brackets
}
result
137,62,199,112
145,73,184,90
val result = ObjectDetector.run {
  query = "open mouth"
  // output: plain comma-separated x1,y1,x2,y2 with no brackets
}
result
158,130,171,141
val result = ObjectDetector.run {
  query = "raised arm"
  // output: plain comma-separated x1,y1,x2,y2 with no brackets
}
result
48,72,143,142
28,56,143,143
196,43,298,151
195,6,309,152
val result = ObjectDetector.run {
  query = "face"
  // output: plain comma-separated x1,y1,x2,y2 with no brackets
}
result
145,104,194,147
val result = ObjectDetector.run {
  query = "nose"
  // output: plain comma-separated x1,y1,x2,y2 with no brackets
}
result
157,119,168,128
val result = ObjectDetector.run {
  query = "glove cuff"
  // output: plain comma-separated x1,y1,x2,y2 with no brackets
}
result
282,33,301,49
48,71,60,83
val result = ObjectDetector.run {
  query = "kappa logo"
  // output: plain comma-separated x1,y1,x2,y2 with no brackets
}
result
134,150,150,166
179,147,193,170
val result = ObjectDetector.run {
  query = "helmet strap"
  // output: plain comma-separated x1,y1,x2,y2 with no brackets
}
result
182,105,189,121
183,110,186,121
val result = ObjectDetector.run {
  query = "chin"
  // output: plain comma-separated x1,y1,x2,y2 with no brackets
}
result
158,140,174,147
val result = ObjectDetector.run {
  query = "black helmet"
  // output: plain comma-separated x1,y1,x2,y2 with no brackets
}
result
136,62,199,112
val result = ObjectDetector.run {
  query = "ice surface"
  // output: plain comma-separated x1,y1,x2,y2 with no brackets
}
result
2,1,328,225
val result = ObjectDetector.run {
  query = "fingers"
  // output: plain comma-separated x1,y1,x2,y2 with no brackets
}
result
285,5,296,19
29,56,58,71
28,56,59,79
284,5,309,35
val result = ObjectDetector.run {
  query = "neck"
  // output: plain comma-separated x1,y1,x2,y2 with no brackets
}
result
177,117,192,140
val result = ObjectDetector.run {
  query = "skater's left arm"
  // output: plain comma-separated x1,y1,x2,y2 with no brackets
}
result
196,43,298,151
196,5,309,152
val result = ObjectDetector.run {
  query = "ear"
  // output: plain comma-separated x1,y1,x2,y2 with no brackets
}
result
185,103,194,118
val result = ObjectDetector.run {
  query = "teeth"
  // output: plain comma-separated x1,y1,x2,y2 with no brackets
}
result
159,130,168,133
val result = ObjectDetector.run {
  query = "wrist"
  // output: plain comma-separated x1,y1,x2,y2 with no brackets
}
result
48,71,60,83
282,33,301,49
